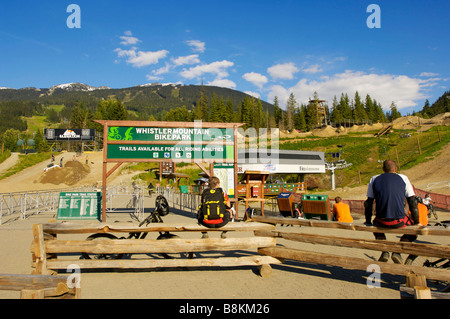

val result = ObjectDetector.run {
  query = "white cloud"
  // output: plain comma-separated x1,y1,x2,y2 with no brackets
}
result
242,72,268,89
172,54,201,66
115,48,169,68
302,64,323,74
120,31,141,46
244,91,261,99
186,40,206,53
208,78,237,89
180,60,234,79
267,62,299,80
420,72,439,77
268,70,432,110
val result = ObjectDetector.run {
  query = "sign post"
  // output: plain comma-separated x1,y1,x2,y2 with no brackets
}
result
95,120,244,222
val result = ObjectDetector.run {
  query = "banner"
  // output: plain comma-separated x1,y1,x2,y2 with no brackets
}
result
45,129,95,141
107,126,234,142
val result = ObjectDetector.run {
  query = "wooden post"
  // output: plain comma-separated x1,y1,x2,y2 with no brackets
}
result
405,272,431,299
102,123,109,223
234,125,239,220
414,286,432,299
32,224,48,275
395,148,400,169
417,136,422,155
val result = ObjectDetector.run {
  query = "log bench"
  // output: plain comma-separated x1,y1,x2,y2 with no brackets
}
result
31,221,281,277
0,274,80,299
253,216,450,298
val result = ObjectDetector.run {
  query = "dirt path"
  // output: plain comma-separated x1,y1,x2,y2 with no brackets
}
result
0,152,19,175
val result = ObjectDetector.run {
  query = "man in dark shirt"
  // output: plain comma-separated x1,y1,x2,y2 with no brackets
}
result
365,160,421,264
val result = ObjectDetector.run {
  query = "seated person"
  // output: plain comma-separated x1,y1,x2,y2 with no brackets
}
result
332,196,353,223
198,176,232,229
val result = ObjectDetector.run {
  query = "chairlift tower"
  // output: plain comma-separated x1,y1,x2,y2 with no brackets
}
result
325,145,352,190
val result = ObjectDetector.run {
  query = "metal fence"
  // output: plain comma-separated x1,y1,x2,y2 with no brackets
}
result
0,186,95,225
0,184,147,225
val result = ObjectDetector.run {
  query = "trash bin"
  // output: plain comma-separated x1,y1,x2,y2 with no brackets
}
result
179,185,189,194
302,194,331,220
277,192,294,217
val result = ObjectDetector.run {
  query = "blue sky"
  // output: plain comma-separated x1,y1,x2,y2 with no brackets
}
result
0,0,448,114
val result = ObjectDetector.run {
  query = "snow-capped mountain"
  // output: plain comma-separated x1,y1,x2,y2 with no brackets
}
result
47,83,110,95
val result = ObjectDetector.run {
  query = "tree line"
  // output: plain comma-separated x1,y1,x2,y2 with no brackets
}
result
0,87,448,154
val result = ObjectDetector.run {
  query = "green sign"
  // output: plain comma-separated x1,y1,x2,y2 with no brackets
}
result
57,192,102,220
108,126,234,142
107,144,234,160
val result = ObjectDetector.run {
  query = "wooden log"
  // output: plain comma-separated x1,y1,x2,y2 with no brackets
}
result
252,216,450,236
45,255,282,270
254,230,450,259
0,274,78,299
258,246,450,283
32,224,48,275
44,237,277,254
21,289,45,299
400,286,450,299
414,286,432,299
41,222,275,235
258,264,273,278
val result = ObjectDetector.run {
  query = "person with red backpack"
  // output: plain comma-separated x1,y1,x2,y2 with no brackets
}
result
198,176,233,229
364,160,422,264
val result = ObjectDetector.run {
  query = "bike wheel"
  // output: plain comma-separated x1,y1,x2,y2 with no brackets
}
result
157,232,193,259
404,255,449,291
81,233,124,260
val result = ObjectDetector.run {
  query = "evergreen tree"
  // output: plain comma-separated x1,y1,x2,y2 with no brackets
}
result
99,99,128,121
285,93,296,131
194,87,209,121
240,96,254,128
224,98,234,122
70,103,87,128
373,99,386,123
330,95,343,124
353,91,368,122
339,93,352,120
388,102,402,122
273,96,282,126
210,93,227,123
295,105,307,131
364,94,376,123
34,129,49,152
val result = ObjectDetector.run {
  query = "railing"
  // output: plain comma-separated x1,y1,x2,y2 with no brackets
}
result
0,186,95,225
0,184,146,225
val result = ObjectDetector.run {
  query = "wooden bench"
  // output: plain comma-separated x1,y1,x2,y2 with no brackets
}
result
31,222,281,277
253,216,450,298
0,274,80,299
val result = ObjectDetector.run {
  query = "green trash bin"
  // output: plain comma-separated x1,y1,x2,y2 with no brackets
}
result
302,194,331,220
179,185,189,194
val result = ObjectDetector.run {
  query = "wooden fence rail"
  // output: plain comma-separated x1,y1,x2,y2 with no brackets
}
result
253,216,450,297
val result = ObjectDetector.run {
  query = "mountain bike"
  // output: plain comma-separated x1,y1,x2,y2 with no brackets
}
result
82,195,193,260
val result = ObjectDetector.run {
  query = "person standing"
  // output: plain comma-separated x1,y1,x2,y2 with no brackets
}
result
365,160,421,264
